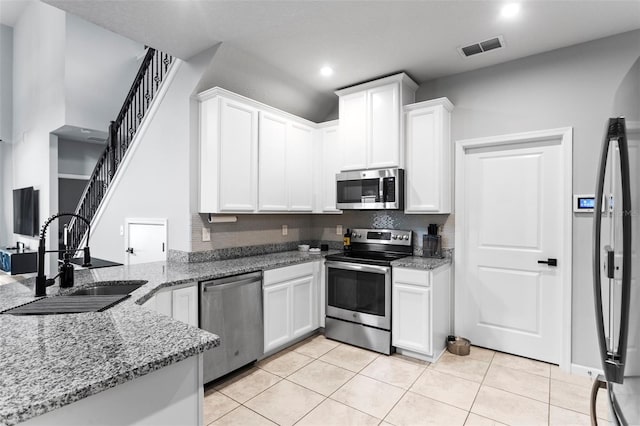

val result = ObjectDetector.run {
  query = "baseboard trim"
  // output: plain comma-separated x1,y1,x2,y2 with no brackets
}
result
570,363,603,379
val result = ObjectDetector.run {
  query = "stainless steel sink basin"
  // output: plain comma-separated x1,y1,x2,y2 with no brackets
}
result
69,280,147,296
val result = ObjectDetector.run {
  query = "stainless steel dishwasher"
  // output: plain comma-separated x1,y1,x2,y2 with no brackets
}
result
200,271,263,384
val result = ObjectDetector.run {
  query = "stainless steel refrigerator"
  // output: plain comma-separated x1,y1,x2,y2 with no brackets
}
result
592,116,640,425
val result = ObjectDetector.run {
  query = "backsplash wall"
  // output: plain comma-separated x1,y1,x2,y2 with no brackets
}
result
191,211,454,254
191,213,314,252
310,211,454,253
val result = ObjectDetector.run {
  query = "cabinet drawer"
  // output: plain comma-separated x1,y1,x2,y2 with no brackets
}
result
264,262,314,286
393,267,429,287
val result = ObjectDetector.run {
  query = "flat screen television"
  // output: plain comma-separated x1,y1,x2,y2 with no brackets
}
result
13,187,39,237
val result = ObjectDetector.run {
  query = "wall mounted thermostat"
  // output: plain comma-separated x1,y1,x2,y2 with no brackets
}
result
573,194,605,213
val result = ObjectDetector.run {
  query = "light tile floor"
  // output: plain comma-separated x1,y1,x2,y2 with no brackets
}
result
204,334,611,426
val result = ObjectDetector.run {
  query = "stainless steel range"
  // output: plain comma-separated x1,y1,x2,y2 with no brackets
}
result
324,228,413,354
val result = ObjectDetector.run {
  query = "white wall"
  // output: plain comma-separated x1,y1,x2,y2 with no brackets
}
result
417,29,640,370
0,142,12,244
0,24,12,143
196,43,336,123
89,48,217,263
0,24,13,243
58,138,104,176
64,14,144,132
11,2,66,255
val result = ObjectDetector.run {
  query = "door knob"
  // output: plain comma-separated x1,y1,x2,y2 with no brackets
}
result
537,258,557,267
126,247,134,254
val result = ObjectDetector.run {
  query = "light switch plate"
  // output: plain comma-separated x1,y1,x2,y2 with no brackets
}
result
202,227,211,242
336,225,343,235
282,225,288,236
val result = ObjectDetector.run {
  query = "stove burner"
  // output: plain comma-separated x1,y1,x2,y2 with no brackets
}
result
325,251,409,266
326,228,413,266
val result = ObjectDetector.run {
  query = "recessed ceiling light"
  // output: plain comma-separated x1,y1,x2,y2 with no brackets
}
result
501,3,520,18
320,66,334,77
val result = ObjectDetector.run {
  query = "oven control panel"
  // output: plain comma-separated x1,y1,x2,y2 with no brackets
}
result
350,228,412,246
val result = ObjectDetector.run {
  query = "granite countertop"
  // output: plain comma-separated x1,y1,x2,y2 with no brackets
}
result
391,255,452,270
0,249,329,426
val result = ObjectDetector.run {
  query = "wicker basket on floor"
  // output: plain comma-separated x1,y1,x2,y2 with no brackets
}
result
446,335,471,356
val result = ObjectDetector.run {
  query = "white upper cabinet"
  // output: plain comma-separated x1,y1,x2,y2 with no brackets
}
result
336,73,417,171
338,91,368,170
368,84,400,168
199,92,258,213
258,113,314,212
258,112,288,211
404,98,454,214
198,88,316,214
316,122,342,213
287,122,314,211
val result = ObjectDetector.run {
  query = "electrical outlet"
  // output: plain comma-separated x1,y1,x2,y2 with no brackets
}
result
202,227,211,242
282,225,288,236
336,225,343,235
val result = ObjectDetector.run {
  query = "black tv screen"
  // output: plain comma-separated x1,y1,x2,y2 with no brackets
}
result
13,187,39,237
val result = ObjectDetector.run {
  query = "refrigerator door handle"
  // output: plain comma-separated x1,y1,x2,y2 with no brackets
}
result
593,120,614,382
593,117,632,385
614,117,633,384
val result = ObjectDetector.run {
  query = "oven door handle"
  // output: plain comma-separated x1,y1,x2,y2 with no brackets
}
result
325,261,390,274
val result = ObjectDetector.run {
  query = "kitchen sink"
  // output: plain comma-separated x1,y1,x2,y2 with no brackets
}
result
1,281,148,315
69,280,148,296
2,295,131,315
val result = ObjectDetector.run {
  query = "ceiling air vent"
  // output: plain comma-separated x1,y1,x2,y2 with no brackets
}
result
458,35,505,58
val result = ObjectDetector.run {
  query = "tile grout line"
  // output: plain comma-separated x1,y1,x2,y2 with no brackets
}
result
376,359,430,424
465,351,506,425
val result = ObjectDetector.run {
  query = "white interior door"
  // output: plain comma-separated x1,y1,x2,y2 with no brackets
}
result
457,130,571,364
126,219,167,265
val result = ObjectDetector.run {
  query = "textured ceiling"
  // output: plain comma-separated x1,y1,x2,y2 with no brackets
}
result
40,0,640,92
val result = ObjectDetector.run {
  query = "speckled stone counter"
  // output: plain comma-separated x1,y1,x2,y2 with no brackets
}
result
0,250,330,426
391,255,452,270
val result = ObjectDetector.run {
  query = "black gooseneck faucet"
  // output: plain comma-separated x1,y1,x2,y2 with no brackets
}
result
35,213,92,297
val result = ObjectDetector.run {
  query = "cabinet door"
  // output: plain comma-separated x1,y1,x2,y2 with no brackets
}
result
172,285,198,327
258,112,288,211
368,83,400,168
219,98,258,212
321,126,341,212
155,290,173,318
291,274,315,338
392,283,432,355
339,91,367,171
405,105,446,213
263,282,291,353
287,122,314,211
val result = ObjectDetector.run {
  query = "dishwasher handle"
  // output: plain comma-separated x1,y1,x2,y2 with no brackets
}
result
202,271,262,292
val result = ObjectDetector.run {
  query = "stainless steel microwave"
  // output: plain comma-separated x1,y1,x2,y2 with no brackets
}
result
336,168,404,210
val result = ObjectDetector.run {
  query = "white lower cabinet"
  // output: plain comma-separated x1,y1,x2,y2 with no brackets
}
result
142,283,198,328
172,286,199,327
392,265,451,362
263,262,319,353
263,281,292,351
